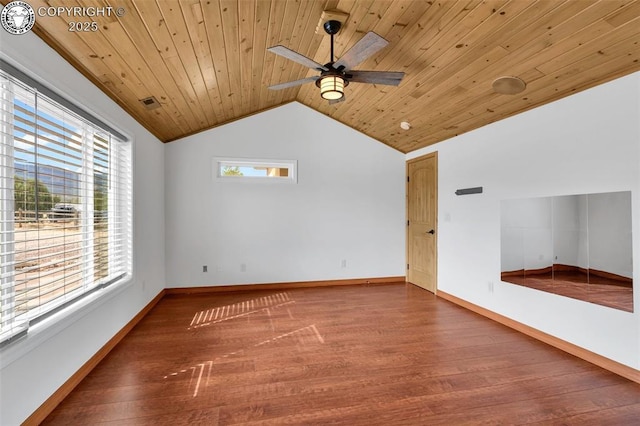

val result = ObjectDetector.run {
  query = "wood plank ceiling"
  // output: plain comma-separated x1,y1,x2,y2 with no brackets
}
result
6,0,640,153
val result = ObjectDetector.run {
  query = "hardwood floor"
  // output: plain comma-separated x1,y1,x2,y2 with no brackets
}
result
43,283,640,425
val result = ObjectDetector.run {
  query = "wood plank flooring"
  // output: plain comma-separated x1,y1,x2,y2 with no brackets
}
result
43,283,640,425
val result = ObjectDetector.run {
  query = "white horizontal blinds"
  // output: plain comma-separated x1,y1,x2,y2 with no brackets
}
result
13,87,88,319
93,132,108,282
109,136,132,284
0,69,132,342
0,75,20,338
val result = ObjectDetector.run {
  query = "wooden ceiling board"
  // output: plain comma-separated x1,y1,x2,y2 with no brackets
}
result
201,0,239,121
260,0,291,106
156,1,219,125
270,0,308,105
329,0,639,152
132,0,214,130
86,0,199,138
311,0,516,148
278,0,329,102
237,0,256,113
423,33,640,148
298,0,451,128
350,1,567,148
5,0,639,151
32,0,191,141
181,1,226,123
313,1,490,110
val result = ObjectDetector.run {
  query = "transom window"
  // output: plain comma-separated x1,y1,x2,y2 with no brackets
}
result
0,65,132,345
213,157,297,183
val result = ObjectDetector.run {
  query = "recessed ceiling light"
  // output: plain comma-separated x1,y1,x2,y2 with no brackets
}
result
400,121,411,130
492,76,526,95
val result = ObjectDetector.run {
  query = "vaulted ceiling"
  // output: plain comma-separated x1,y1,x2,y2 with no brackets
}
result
10,0,640,153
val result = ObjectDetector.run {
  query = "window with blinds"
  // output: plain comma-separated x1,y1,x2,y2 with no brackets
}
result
0,67,132,345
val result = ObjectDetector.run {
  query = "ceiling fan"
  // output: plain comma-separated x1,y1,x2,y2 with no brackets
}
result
267,20,405,103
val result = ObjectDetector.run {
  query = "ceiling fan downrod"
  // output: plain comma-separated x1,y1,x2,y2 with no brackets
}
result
323,20,342,64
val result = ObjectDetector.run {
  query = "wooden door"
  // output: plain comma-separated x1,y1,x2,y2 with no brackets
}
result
407,153,438,293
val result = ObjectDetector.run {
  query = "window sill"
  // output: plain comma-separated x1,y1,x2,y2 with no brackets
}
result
0,276,133,369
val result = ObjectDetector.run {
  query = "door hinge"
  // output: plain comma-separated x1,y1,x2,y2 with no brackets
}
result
407,263,409,270
407,176,410,183
407,220,409,226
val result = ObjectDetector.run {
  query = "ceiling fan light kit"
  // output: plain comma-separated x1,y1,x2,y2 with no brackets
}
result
319,75,346,100
267,16,405,103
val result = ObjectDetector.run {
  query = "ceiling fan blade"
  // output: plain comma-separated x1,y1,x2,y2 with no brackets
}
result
267,45,328,71
268,76,320,91
333,32,389,71
347,70,405,86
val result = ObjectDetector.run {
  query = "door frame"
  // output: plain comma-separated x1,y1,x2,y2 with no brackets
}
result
406,151,438,292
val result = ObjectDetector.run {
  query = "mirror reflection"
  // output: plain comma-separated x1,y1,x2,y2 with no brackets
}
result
501,191,633,312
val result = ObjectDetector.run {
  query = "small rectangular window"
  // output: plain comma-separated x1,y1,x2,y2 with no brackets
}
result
213,158,297,183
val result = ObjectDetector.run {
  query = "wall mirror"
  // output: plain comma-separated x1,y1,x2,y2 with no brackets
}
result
501,191,633,312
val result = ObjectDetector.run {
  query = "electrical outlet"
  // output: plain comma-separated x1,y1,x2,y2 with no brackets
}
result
241,263,247,272
203,265,208,273
341,259,347,268
488,281,494,293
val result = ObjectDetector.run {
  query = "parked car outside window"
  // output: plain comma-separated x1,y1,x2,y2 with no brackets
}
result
51,203,78,221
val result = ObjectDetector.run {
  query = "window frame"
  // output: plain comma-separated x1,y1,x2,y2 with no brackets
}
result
212,157,298,184
0,63,133,347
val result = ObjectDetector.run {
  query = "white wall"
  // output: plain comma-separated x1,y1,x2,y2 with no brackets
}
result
0,30,166,425
165,102,406,287
408,71,640,369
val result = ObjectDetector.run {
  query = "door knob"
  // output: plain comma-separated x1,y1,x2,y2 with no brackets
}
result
427,229,435,234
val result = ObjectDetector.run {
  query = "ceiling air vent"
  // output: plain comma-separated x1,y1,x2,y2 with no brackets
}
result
140,96,161,110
